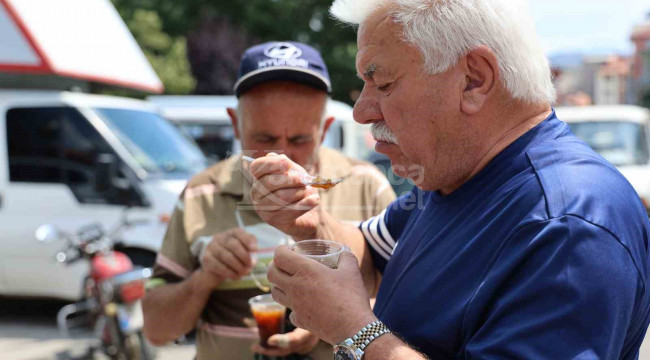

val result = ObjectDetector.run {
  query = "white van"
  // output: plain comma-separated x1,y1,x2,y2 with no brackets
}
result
147,95,372,161
557,105,650,214
0,89,207,300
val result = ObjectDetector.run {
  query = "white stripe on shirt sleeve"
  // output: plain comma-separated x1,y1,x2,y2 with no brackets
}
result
378,210,396,247
359,209,395,261
361,219,391,260
372,209,396,248
369,215,395,255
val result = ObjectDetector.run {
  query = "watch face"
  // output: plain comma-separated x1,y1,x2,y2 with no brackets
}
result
334,347,356,360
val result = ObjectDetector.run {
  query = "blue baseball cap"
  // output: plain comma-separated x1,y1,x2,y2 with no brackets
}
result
234,41,332,97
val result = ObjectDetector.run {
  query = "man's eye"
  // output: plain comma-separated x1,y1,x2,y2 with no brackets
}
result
291,138,313,145
377,83,392,92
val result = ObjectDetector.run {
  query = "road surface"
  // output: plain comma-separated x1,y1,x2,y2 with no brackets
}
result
0,298,194,360
2,298,650,359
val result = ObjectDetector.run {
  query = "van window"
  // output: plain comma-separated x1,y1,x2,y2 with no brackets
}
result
7,108,62,183
178,123,235,161
94,108,206,176
6,107,142,206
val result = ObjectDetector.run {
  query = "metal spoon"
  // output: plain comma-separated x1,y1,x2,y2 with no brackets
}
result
241,156,345,188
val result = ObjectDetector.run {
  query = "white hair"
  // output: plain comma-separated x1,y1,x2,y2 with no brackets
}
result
371,122,399,144
331,0,556,104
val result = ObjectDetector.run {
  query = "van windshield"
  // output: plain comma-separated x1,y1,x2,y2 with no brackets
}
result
568,121,649,166
177,123,236,161
94,108,206,176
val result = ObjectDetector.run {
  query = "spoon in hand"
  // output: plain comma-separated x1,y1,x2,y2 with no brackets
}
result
241,156,345,189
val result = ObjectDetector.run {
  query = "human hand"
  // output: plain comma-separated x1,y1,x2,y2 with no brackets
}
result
198,228,257,288
251,328,320,356
249,154,322,239
267,246,377,345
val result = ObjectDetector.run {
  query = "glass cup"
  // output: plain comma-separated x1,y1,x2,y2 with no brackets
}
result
290,239,346,269
248,294,286,348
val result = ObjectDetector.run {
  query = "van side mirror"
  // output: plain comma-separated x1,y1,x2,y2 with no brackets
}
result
95,153,130,191
94,153,146,207
95,153,118,192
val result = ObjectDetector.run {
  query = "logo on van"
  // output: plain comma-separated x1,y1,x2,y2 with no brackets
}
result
264,43,302,59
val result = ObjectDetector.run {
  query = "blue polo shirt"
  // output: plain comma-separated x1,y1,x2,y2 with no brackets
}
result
360,112,650,359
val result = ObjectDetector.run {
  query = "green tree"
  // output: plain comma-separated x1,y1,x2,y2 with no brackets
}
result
112,3,195,94
211,0,363,103
112,0,362,103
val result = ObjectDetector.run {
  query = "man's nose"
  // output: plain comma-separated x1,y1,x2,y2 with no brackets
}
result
272,140,290,155
353,85,383,125
284,148,297,161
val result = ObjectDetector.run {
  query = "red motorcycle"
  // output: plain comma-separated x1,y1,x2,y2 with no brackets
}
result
35,219,156,360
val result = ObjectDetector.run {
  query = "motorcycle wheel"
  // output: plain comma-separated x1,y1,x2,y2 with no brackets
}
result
125,331,157,360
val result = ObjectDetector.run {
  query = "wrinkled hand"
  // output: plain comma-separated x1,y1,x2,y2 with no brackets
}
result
199,228,257,288
249,154,322,240
267,246,377,345
251,328,320,356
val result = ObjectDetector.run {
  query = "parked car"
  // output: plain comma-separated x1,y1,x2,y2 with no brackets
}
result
557,105,650,214
0,89,207,300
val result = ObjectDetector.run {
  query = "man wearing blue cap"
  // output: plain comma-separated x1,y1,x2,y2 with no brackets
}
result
142,41,396,360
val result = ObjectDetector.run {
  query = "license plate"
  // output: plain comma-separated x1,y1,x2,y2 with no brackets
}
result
117,301,144,333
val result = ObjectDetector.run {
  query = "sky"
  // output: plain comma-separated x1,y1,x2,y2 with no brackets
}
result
528,0,649,56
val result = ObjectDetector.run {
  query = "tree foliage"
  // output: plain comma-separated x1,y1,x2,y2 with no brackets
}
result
112,3,195,94
111,0,362,103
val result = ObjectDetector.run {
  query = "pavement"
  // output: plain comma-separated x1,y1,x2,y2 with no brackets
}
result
0,298,195,360
2,297,650,359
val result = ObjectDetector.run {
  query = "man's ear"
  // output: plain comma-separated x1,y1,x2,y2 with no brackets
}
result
460,45,499,115
320,116,335,143
226,107,241,139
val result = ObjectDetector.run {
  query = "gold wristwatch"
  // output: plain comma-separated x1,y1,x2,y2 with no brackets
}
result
333,320,391,360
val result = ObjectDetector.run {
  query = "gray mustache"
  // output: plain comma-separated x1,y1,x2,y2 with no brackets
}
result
371,122,399,145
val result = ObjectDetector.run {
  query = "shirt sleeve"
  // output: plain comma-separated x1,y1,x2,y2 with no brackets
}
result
359,188,417,273
148,196,198,289
463,215,643,360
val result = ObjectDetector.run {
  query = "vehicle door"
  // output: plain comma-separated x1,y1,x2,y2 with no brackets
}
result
0,115,7,291
0,106,147,300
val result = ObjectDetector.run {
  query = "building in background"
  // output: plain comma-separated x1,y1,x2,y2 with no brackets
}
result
551,12,650,108
553,54,634,107
631,13,650,106
595,56,633,105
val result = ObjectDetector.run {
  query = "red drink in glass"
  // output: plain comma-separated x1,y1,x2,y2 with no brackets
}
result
249,294,286,348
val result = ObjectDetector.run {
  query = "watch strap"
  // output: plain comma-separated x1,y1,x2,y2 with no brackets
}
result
351,320,391,352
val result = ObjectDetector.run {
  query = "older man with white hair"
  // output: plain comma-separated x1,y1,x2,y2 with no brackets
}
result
248,0,650,359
